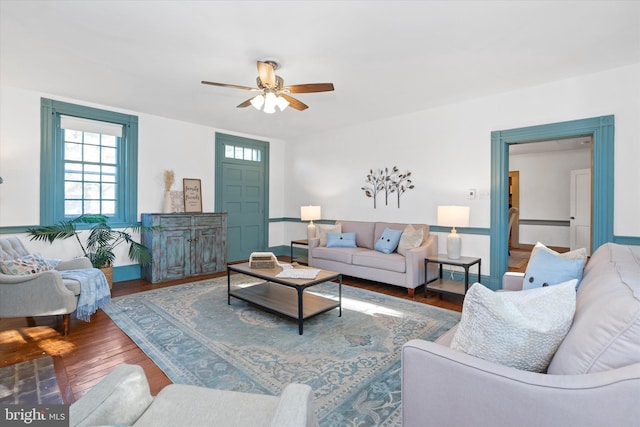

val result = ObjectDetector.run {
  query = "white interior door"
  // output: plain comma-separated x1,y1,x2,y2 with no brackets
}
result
570,168,591,254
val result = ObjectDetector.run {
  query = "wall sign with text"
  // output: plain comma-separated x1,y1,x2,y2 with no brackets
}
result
183,178,203,212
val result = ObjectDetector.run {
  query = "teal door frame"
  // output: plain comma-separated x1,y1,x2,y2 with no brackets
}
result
490,115,614,287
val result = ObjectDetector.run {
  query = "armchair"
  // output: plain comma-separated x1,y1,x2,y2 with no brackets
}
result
0,236,92,335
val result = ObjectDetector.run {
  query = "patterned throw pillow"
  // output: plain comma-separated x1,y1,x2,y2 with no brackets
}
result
0,254,54,276
397,224,424,256
450,280,577,373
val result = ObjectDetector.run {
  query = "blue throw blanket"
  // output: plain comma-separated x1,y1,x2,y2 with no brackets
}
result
60,268,111,321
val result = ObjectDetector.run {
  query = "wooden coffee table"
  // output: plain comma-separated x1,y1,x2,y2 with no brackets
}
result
227,262,342,335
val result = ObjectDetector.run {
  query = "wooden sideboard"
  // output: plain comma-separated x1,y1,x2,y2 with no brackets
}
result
141,213,227,283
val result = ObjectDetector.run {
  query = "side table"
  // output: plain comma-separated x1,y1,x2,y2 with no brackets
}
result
424,255,481,297
290,239,309,265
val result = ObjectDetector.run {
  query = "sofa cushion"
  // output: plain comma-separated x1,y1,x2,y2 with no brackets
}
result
326,232,357,248
450,280,577,373
312,246,366,264
352,250,406,273
522,249,586,290
547,243,640,375
337,221,376,249
397,224,424,256
316,224,342,246
374,228,403,254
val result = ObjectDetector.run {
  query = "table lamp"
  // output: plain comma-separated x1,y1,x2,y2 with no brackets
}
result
301,205,321,241
437,205,470,259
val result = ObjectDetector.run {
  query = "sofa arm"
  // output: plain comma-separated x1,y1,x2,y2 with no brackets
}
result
56,257,93,271
401,339,640,427
404,234,438,287
269,383,318,427
70,364,153,427
502,271,525,290
307,238,320,267
0,270,77,317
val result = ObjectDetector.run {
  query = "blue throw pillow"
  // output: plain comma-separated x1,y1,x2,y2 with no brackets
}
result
326,232,357,248
374,228,403,254
522,249,586,290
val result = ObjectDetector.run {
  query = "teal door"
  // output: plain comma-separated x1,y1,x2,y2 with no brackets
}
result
215,133,269,262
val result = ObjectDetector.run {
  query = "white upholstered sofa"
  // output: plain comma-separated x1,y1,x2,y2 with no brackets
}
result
401,242,640,426
308,220,438,297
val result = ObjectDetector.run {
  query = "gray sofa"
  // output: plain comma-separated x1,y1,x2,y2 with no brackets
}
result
401,242,640,426
308,220,438,297
70,363,317,427
0,236,92,335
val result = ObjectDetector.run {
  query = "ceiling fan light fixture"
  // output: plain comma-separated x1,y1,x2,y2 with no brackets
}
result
276,95,289,111
250,94,265,110
263,92,277,113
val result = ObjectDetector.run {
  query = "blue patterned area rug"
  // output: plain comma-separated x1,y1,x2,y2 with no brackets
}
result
104,275,460,426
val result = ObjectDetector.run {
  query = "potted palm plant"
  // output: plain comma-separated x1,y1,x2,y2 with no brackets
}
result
27,214,155,288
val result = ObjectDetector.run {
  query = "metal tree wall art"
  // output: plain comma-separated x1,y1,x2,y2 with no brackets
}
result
362,166,414,208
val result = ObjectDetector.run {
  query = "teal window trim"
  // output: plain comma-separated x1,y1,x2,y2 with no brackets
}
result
40,98,138,227
491,115,614,287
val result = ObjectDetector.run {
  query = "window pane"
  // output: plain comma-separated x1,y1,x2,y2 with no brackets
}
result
83,200,100,214
84,132,100,145
65,142,82,161
235,146,243,159
244,148,252,160
84,182,100,199
102,134,116,147
65,181,82,198
101,200,116,215
225,144,235,158
102,165,117,182
65,129,82,143
84,144,100,162
101,146,117,164
102,183,116,199
65,200,82,216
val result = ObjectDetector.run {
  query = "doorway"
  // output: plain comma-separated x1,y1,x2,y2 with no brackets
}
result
215,133,269,262
490,115,614,287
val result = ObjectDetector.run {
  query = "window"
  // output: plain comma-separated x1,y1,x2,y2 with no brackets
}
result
40,98,138,227
224,143,262,162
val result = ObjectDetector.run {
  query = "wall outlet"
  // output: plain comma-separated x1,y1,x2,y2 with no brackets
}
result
467,188,476,199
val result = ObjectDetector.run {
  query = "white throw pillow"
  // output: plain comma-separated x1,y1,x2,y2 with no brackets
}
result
450,280,577,372
397,224,424,256
316,224,342,247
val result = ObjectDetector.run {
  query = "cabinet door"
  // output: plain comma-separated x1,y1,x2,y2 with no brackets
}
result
161,229,191,280
193,226,223,274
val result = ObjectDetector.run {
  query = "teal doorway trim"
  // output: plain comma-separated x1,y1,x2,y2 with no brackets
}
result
491,115,614,288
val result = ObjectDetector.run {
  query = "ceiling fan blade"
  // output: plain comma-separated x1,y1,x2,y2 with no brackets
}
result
281,94,308,111
236,98,253,108
201,81,257,91
285,83,335,94
257,61,276,88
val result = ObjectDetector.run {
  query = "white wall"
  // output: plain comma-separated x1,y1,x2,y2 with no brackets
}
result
0,86,285,265
510,148,591,247
279,63,640,277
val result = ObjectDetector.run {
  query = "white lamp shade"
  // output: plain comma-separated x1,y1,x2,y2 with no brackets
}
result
250,94,265,110
300,205,321,221
437,206,470,228
276,95,289,111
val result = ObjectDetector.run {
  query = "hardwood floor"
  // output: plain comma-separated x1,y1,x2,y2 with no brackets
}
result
0,264,466,404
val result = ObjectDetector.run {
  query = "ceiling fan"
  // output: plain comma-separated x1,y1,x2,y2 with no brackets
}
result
201,60,334,113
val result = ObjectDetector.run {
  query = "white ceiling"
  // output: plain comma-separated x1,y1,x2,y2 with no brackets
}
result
1,1,639,140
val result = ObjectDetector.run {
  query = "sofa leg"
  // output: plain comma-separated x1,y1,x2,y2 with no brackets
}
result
407,288,415,298
62,314,70,336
